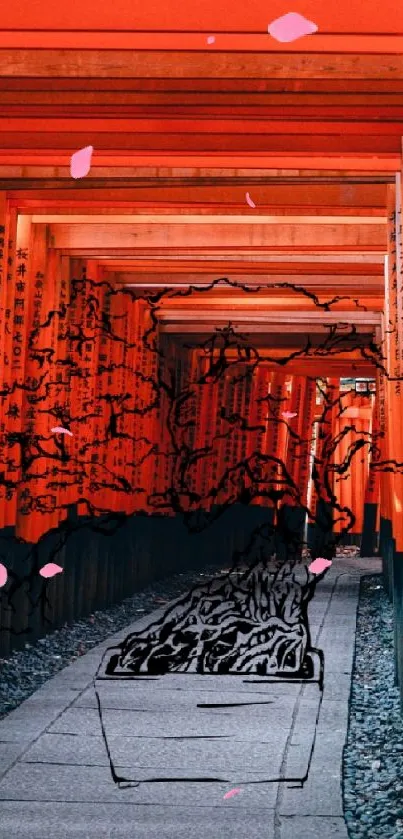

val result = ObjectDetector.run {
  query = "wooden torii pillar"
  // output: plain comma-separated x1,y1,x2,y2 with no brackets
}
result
379,171,403,700
361,386,381,557
308,378,340,560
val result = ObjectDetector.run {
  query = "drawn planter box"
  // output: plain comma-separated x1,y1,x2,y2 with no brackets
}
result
95,645,323,788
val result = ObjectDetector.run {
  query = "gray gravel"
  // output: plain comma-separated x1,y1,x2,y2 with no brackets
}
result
0,562,227,720
343,574,403,839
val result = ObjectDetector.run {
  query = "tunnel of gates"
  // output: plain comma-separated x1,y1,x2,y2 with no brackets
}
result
0,197,403,702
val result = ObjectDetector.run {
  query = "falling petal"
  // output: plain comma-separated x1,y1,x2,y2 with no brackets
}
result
0,563,7,588
245,192,256,208
223,788,242,799
268,12,318,44
51,426,73,437
39,563,64,579
282,411,297,419
308,557,332,575
207,36,215,44
70,145,93,179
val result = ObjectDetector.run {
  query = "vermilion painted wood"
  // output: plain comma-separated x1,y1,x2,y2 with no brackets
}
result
0,0,400,33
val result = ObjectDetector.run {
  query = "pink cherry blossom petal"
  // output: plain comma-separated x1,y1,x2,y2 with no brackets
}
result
51,426,73,437
268,12,318,44
0,563,8,588
207,36,215,44
245,192,256,208
70,145,93,179
39,563,64,579
223,788,242,799
282,411,298,419
308,557,332,575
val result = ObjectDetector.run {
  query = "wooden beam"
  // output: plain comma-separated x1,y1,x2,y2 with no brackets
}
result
0,134,399,154
157,295,382,309
0,160,396,179
8,184,388,210
61,249,387,263
2,91,403,109
116,273,383,288
19,206,388,218
1,51,403,81
157,310,381,327
1,32,403,55
0,0,398,34
33,214,387,225
4,117,403,138
49,222,387,250
5,97,403,117
3,183,391,206
62,247,386,257
176,360,375,376
117,276,384,296
1,78,402,94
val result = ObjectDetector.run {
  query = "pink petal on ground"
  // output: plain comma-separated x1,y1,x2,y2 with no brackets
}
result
268,12,318,43
207,36,215,44
39,563,64,579
0,563,8,588
70,145,93,179
51,426,73,437
282,411,297,419
223,788,242,799
245,192,256,208
308,557,332,575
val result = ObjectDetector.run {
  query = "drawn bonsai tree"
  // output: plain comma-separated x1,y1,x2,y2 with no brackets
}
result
106,555,328,677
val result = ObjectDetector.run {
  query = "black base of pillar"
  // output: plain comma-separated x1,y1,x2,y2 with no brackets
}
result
274,504,306,563
380,518,393,601
361,503,378,557
307,499,335,560
338,533,362,547
393,548,403,703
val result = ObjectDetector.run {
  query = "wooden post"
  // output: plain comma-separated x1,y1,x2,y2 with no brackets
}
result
0,194,15,530
380,256,394,598
361,388,381,557
309,378,340,558
391,169,403,699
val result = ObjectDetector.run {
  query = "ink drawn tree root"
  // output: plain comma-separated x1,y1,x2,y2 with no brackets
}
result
107,558,327,677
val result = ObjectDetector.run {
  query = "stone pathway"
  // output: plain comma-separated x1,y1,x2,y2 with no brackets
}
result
0,557,381,839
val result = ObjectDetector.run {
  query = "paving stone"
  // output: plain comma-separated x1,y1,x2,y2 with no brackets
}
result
321,673,352,702
0,743,27,779
0,800,276,839
278,767,344,816
19,728,287,776
21,732,110,766
0,761,279,807
0,689,81,743
46,720,288,777
279,815,348,838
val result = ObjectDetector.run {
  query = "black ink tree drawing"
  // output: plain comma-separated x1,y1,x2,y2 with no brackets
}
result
0,274,384,785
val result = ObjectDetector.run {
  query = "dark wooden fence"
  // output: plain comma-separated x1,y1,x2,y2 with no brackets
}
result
0,503,273,656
